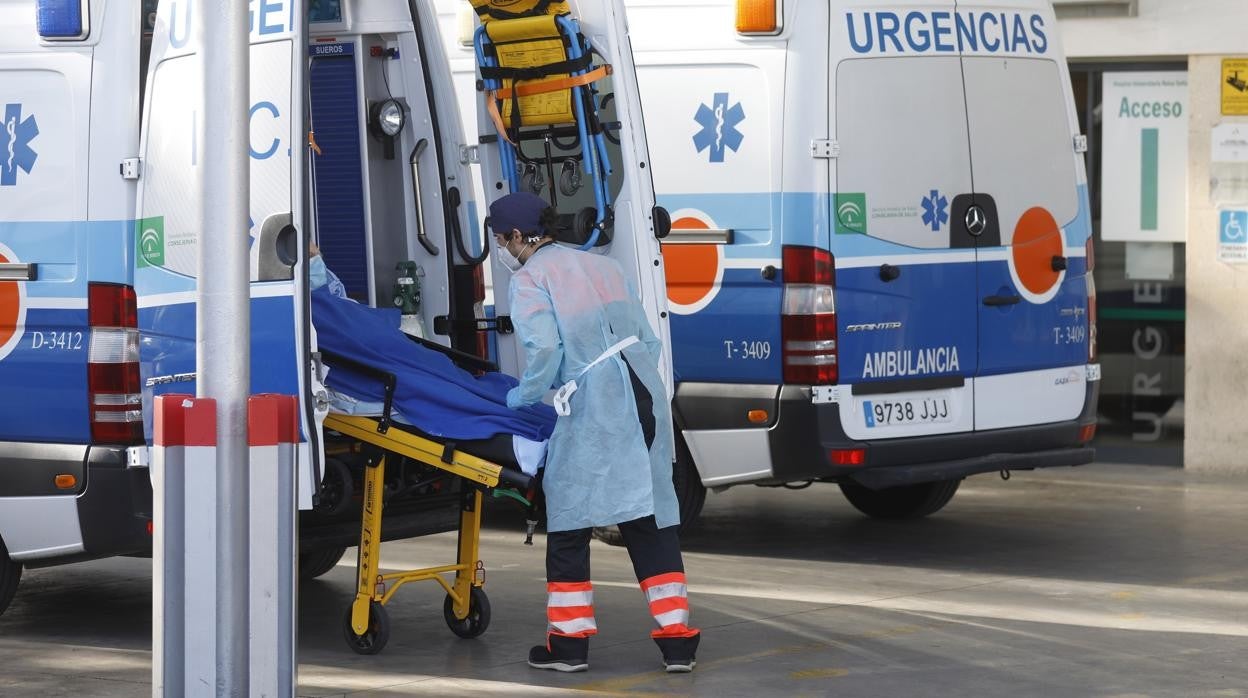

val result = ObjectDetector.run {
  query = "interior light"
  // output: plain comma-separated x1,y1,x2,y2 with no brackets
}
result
373,99,405,138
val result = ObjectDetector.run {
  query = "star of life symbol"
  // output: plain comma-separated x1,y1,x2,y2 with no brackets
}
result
920,189,949,232
693,93,745,163
1,104,39,187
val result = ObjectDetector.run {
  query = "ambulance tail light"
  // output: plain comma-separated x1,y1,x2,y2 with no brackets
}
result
472,263,488,361
1086,237,1097,362
782,245,837,385
36,0,90,40
88,283,143,445
736,0,782,35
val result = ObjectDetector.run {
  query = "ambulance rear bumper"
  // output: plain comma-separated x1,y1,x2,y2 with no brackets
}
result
0,442,151,565
675,382,1097,490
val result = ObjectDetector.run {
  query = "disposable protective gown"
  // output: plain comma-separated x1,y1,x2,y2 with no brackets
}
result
505,244,678,532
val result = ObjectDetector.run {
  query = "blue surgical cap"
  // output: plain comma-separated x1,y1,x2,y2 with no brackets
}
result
489,192,547,238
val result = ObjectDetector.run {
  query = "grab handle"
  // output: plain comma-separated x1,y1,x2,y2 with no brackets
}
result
410,139,439,257
983,294,1022,307
0,263,36,281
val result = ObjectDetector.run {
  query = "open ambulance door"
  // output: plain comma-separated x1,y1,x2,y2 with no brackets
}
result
472,0,674,397
135,1,319,507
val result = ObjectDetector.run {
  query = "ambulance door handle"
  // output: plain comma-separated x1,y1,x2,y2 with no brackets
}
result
983,294,1021,307
879,264,901,282
410,139,439,257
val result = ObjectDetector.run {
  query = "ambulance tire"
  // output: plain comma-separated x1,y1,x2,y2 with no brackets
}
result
672,435,707,532
838,478,962,520
299,546,347,581
0,537,21,616
342,601,390,655
593,436,706,547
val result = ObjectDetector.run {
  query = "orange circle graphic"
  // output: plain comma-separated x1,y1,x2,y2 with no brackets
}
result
0,251,19,351
661,217,720,307
1011,207,1064,296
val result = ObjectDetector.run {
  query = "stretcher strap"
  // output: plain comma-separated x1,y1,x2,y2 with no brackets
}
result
484,66,613,142
490,65,612,100
478,54,593,83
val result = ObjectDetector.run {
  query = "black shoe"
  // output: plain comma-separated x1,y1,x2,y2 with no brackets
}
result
528,644,589,673
663,656,696,673
656,632,699,673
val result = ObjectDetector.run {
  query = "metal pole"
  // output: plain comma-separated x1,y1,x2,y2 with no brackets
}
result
197,0,250,693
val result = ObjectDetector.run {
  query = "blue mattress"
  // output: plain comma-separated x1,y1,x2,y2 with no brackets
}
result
311,288,556,443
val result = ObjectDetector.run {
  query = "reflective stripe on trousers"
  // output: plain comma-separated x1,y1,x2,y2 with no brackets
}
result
640,572,698,638
547,581,597,637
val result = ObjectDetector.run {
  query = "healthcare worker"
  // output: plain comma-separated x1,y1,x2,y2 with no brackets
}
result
491,192,700,674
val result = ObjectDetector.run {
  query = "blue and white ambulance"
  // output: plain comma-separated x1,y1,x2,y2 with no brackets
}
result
441,0,1099,523
634,0,1099,519
0,0,668,614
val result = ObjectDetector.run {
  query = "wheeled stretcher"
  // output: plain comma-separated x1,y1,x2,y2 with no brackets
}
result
322,343,537,655
471,0,617,248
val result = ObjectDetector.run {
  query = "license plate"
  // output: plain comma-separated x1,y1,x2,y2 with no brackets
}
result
862,396,953,428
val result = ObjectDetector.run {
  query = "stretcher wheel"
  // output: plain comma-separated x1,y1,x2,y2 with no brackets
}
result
342,601,391,655
443,586,491,639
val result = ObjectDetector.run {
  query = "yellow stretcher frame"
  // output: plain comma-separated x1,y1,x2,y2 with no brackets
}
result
327,413,516,654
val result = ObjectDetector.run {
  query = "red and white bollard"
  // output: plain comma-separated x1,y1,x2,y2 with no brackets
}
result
151,394,218,696
247,394,299,697
152,393,299,697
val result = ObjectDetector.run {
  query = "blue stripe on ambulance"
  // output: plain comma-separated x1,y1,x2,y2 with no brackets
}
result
656,185,1091,388
0,220,135,444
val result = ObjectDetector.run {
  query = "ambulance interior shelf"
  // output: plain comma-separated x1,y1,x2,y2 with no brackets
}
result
473,10,618,249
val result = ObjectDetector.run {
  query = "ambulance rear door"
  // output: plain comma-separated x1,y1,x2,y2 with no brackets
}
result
830,2,979,441
135,0,319,506
477,0,674,395
957,1,1092,430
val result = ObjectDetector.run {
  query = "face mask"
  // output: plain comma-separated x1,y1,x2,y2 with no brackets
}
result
309,254,329,289
496,240,526,273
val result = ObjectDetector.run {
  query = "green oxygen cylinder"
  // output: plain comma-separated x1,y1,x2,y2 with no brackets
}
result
393,261,426,338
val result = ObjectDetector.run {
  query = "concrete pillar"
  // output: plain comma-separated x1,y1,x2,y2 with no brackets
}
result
1184,55,1248,474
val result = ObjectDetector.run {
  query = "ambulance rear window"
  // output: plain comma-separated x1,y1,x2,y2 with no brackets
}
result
834,57,972,250
962,57,1079,240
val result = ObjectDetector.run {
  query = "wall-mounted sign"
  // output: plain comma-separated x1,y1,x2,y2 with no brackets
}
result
1101,72,1189,243
1222,58,1248,116
1217,206,1248,264
1211,123,1248,205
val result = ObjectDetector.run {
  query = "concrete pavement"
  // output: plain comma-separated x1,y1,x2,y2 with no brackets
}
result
1,463,1247,696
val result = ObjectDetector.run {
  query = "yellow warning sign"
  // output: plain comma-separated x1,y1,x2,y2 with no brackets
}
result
1223,58,1248,116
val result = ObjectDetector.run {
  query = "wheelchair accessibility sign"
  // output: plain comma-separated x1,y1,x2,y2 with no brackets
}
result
1218,207,1248,263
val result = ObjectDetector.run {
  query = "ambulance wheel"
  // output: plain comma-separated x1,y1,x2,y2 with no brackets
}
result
0,537,21,616
342,601,390,655
299,546,347,581
838,478,962,520
672,434,707,533
592,435,705,547
443,586,491,639
314,457,353,516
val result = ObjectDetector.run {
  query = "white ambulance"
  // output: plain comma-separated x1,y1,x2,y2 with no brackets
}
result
443,0,1099,525
0,0,668,614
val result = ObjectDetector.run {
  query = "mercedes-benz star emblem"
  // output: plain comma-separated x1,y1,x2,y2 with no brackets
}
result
965,205,987,236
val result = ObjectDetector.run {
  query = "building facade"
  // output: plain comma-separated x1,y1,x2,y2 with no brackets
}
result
1056,0,1248,471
